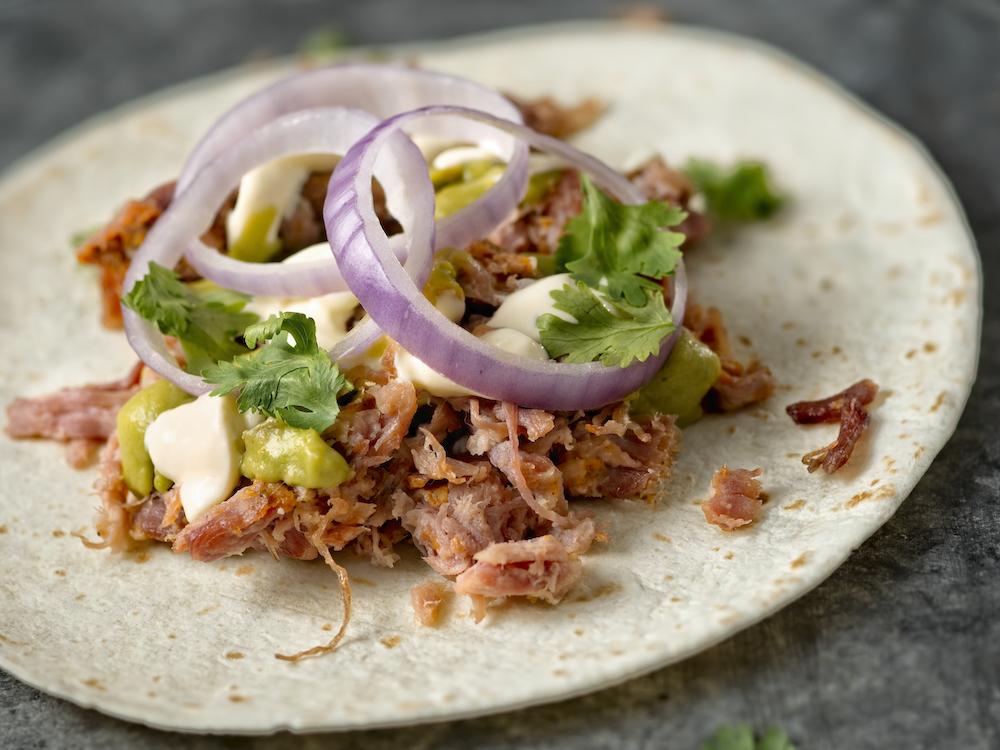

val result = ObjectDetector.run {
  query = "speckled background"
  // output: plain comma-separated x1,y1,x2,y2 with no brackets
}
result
1,1,998,748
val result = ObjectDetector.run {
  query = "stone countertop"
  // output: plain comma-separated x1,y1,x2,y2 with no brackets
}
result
1,1,997,748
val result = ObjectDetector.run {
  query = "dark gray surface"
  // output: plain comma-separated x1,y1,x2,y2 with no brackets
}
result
1,1,997,747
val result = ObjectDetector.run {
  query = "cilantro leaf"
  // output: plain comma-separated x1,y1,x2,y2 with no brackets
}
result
702,724,795,750
537,281,674,367
201,312,349,433
685,159,783,222
120,262,258,375
554,173,685,307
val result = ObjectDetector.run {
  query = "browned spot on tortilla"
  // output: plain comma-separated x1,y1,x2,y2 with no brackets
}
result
846,483,896,509
182,702,202,710
923,342,938,354
870,478,881,487
832,346,842,355
553,669,567,677
837,213,856,231
663,575,674,581
739,335,752,346
229,695,250,703
669,597,681,603
905,349,918,359
790,552,809,570
153,675,162,682
720,612,743,625
918,211,944,226
574,629,583,636
0,634,28,646
168,634,177,639
796,338,807,347
380,635,402,649
711,546,720,552
148,691,156,698
235,565,253,577
225,652,244,660
820,278,834,292
82,679,106,691
914,446,926,459
783,499,806,511
75,594,85,600
612,649,625,656
653,533,670,542
321,623,333,631
572,582,623,603
0,525,6,534
353,577,377,588
930,391,947,413
946,288,966,306
786,452,799,459
782,321,795,330
879,221,903,235
724,551,735,560
54,570,66,577
886,265,903,279
759,492,770,505
727,425,737,435
197,606,218,616
134,551,150,564
52,530,65,538
811,351,823,359
685,475,693,482
567,613,577,619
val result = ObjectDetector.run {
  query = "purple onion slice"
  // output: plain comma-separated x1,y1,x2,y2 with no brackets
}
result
326,105,687,411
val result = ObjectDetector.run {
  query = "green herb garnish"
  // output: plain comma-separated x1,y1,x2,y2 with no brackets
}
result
121,262,258,375
685,159,783,222
538,174,683,366
202,312,349,433
554,173,685,307
537,281,674,367
702,723,796,750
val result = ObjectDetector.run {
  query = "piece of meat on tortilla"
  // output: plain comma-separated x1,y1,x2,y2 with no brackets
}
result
702,466,764,531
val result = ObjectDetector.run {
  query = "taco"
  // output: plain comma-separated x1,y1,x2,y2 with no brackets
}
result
0,22,979,733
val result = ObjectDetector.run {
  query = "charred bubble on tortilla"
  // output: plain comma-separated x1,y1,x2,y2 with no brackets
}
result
702,466,765,531
786,380,879,473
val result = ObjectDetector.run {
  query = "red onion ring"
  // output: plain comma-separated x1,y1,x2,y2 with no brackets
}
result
122,106,435,395
326,105,687,411
178,63,529,288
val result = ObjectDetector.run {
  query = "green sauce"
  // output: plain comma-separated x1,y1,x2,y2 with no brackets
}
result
631,329,721,427
241,419,351,489
227,206,281,263
431,160,505,219
117,379,195,498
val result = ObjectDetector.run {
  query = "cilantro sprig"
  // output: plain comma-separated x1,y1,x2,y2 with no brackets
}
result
537,174,684,367
702,724,795,750
120,262,258,375
685,159,783,223
537,281,674,367
202,312,350,433
554,173,685,307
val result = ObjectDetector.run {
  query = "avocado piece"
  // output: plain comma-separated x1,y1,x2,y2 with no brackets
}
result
117,379,195,498
631,328,722,427
241,418,351,489
433,162,505,219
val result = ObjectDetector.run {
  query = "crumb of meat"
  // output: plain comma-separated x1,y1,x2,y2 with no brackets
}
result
505,94,605,139
787,380,879,474
685,302,776,412
702,466,764,531
411,581,447,626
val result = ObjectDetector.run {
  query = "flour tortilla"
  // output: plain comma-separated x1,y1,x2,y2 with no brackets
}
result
0,21,979,733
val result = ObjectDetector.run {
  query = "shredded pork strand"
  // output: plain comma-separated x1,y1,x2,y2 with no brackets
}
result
702,466,764,530
787,380,879,474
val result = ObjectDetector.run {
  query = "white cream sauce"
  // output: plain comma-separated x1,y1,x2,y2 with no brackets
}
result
144,394,264,522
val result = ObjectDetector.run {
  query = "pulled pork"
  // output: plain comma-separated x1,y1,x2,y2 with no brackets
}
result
702,466,764,530
787,380,879,474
